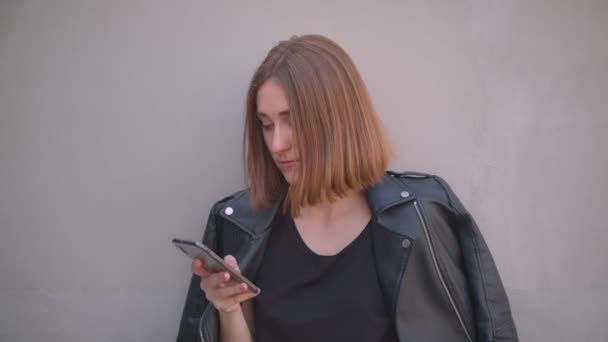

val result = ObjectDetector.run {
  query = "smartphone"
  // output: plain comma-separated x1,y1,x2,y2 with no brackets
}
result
172,238,260,294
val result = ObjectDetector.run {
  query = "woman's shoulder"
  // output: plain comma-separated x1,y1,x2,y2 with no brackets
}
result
207,171,465,219
381,170,463,209
207,188,281,233
208,188,252,217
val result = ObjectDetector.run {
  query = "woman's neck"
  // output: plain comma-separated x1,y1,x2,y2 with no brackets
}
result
296,190,369,226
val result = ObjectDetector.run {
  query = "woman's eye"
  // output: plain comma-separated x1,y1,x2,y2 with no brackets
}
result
262,123,274,130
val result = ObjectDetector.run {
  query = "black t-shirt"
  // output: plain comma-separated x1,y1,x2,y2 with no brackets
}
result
253,214,397,342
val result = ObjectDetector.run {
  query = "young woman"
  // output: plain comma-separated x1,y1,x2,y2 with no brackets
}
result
177,34,518,342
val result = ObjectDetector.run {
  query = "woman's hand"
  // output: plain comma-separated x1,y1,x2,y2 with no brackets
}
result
192,255,259,313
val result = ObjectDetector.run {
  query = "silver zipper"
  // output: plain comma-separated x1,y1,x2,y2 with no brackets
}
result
198,305,212,342
414,201,473,342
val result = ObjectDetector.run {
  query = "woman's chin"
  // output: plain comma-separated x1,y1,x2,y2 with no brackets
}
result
281,171,297,185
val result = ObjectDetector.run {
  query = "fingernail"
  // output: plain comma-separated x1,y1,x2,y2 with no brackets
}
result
240,284,247,291
223,273,229,281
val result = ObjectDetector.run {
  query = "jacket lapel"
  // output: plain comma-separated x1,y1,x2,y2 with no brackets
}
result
366,175,417,315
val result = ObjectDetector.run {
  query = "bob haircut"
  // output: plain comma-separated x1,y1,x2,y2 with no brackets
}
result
244,34,390,217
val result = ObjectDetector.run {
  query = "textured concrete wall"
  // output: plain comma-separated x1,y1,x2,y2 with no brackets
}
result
1,1,606,341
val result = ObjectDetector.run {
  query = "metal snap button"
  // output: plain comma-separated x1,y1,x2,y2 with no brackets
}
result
400,191,410,198
224,207,234,216
401,239,411,249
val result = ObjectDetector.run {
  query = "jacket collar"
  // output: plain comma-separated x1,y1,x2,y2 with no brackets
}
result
365,174,416,214
219,173,416,237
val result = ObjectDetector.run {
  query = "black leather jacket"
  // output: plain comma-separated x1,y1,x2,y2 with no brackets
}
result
177,171,518,342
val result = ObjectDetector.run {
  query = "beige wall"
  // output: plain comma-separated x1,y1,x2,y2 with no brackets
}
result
1,0,607,341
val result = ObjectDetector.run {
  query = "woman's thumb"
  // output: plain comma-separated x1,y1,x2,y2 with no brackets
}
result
224,255,240,271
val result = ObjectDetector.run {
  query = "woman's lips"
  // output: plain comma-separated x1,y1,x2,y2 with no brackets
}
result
278,160,296,169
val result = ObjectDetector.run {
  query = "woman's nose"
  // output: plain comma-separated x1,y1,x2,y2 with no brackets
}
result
271,126,291,153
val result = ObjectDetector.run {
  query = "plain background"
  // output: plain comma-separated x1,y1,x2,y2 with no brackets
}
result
1,0,607,341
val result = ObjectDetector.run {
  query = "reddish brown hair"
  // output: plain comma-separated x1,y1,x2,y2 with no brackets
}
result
244,34,390,216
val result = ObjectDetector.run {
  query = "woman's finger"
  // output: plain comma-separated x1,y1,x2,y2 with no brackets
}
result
213,287,261,312
191,258,211,277
223,255,240,272
200,271,230,291
206,282,248,301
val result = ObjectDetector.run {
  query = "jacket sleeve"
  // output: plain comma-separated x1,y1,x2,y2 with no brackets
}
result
176,205,219,342
433,176,518,342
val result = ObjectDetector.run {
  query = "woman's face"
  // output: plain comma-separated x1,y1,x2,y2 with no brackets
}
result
256,78,298,185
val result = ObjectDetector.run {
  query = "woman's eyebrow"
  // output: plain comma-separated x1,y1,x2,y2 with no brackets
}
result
256,110,290,117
